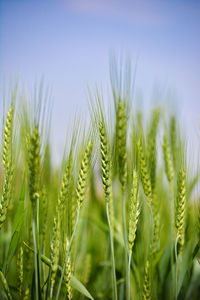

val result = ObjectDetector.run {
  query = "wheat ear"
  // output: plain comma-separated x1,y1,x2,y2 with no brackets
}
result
99,121,114,232
142,259,151,300
127,168,140,300
175,168,186,252
128,169,140,252
163,133,174,186
50,210,60,299
64,238,72,300
28,126,41,211
0,105,14,230
137,139,152,205
17,246,23,296
76,141,93,208
117,100,127,190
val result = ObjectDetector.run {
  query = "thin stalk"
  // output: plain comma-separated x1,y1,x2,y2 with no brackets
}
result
170,184,176,299
42,245,46,286
106,202,117,300
127,250,132,300
32,213,39,300
55,208,80,300
45,267,52,300
175,237,178,300
122,192,128,299
37,198,41,287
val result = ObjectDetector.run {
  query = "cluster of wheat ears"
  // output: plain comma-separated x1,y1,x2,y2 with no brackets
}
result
0,68,200,300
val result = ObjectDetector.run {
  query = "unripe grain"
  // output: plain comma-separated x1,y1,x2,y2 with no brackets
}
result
142,260,151,300
138,140,152,204
128,169,140,252
175,168,186,251
17,246,23,296
76,141,93,207
117,101,127,191
64,238,72,300
163,134,174,185
28,126,41,211
50,211,60,294
0,105,14,230
3,105,14,170
99,121,114,232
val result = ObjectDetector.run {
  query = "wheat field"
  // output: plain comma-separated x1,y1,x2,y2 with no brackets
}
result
0,68,200,300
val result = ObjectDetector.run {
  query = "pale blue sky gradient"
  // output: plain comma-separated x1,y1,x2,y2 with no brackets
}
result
1,0,200,163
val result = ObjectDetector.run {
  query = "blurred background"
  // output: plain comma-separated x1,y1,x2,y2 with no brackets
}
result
0,0,200,164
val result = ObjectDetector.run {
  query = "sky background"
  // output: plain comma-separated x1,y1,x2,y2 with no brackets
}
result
0,0,200,164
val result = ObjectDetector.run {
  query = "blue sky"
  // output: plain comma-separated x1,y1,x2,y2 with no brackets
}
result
1,0,200,163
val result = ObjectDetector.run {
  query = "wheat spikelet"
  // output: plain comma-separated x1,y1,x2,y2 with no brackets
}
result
142,260,151,300
64,238,72,300
117,100,127,191
128,169,140,252
28,125,41,211
0,168,12,229
99,121,114,232
163,133,174,185
175,168,186,251
0,105,14,230
99,122,112,202
17,246,23,296
76,141,93,208
58,153,72,211
3,105,14,170
50,210,60,294
137,139,152,204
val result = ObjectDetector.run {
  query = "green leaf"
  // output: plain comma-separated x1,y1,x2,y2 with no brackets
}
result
158,245,171,285
26,251,94,300
178,240,193,295
0,270,12,300
88,216,124,248
3,180,25,274
71,275,94,300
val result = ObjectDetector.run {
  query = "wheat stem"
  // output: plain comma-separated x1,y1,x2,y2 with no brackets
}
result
122,192,129,299
175,237,178,300
32,214,39,300
127,250,132,300
106,202,117,300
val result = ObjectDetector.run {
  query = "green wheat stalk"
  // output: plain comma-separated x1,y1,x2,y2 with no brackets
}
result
99,121,117,300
